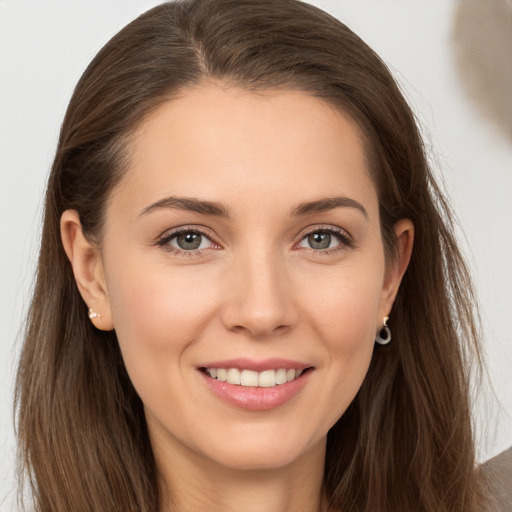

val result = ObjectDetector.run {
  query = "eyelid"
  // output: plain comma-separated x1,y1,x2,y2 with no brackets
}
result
154,223,354,256
155,225,222,254
294,224,355,252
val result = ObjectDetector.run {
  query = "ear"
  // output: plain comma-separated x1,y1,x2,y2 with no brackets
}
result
60,210,114,331
378,218,414,320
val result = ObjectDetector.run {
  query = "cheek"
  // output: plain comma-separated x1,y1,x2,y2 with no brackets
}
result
321,282,378,378
103,259,223,423
300,261,383,417
104,255,219,368
304,260,383,348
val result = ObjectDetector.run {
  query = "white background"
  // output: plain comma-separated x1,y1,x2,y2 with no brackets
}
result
1,1,511,508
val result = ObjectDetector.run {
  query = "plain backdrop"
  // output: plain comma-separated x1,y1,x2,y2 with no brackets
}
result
1,0,511,508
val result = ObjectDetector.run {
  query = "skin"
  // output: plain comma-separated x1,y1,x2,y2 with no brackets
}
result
61,84,413,512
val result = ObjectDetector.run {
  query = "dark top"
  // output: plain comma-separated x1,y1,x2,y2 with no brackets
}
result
482,446,512,511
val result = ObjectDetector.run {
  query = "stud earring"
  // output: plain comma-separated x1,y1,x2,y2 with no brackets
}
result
88,308,101,320
375,315,391,345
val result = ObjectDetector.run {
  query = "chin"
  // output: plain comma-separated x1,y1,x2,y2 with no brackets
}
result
197,427,327,472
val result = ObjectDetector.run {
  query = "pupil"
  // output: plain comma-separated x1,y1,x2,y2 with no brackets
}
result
177,232,201,250
308,232,331,249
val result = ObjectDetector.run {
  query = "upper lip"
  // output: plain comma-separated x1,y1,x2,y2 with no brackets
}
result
198,358,312,372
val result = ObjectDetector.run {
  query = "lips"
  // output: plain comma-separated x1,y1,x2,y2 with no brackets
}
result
198,358,313,410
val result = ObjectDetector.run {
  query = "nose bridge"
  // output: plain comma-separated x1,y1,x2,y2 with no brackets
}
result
222,243,296,337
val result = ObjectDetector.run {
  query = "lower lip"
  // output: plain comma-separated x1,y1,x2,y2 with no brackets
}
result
200,370,312,411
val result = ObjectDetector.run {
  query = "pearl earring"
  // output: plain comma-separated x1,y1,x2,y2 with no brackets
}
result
88,308,101,320
375,315,391,345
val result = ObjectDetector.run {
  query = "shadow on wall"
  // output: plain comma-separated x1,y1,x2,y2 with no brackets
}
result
452,0,512,143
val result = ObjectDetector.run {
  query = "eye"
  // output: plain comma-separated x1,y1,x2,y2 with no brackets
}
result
297,228,353,251
157,228,216,253
304,232,335,250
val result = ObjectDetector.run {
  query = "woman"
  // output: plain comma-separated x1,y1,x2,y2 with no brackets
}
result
15,0,490,510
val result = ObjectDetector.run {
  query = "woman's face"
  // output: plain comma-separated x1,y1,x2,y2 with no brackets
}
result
94,85,406,471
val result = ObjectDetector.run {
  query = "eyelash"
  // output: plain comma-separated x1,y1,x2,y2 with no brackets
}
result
296,226,355,255
155,225,354,257
156,226,219,257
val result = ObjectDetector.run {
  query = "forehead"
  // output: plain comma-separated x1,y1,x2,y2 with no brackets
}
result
112,84,377,219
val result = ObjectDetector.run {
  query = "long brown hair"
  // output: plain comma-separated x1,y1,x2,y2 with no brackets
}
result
15,1,487,510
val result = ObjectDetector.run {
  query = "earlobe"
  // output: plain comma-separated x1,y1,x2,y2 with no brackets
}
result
379,218,415,315
60,210,114,331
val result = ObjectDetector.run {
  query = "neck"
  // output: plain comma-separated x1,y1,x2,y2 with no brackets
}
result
154,434,327,512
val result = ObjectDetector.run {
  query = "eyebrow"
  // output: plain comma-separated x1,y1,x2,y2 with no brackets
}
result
138,195,368,219
291,196,368,218
138,196,231,218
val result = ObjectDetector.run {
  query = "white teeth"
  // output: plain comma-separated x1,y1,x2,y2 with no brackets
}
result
241,370,259,386
275,368,287,385
205,367,307,387
258,370,276,387
226,368,241,385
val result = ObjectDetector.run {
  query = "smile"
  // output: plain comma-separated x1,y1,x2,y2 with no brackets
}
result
203,367,306,387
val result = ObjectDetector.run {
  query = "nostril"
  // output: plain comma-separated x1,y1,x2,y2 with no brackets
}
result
220,281,298,337
229,322,291,338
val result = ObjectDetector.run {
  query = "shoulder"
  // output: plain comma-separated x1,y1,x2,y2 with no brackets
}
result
481,446,512,512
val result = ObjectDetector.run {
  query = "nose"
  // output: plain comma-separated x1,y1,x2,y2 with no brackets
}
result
220,248,298,339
